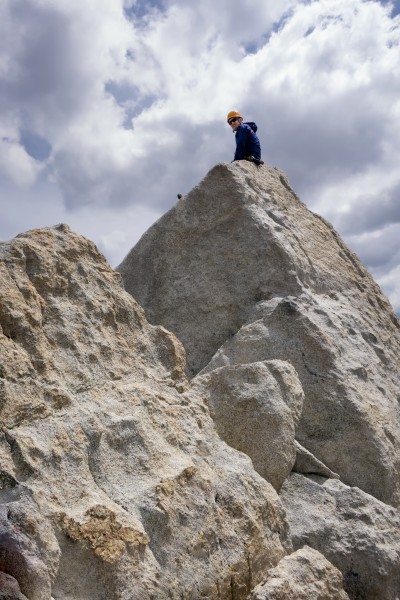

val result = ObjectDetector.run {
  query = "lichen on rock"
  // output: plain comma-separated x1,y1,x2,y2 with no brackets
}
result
58,505,149,564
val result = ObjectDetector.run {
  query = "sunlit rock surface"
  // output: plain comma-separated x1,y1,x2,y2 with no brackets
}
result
118,162,400,508
280,473,400,600
0,225,291,600
249,545,350,600
2,159,400,600
119,161,400,599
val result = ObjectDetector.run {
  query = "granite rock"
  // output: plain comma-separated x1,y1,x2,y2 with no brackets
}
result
3,158,400,599
193,360,304,490
249,545,350,600
280,473,400,600
0,225,291,599
118,162,400,507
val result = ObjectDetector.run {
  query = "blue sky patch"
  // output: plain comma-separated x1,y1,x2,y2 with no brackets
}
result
124,0,166,22
244,31,274,54
20,130,52,161
379,0,400,16
104,80,158,127
271,9,295,34
105,81,138,105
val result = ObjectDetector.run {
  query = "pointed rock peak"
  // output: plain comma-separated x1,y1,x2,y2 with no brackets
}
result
118,162,400,509
118,161,398,376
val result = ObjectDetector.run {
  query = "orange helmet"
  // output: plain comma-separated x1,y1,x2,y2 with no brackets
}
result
227,110,242,123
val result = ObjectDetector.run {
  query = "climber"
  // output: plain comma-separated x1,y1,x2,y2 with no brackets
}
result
227,110,262,164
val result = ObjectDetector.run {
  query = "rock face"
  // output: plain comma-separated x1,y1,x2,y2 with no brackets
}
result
249,546,350,600
118,161,400,599
193,360,304,491
280,474,400,600
3,161,400,599
118,162,400,510
0,571,29,600
0,225,292,599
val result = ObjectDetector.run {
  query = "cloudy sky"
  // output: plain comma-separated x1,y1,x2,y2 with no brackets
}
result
1,0,400,313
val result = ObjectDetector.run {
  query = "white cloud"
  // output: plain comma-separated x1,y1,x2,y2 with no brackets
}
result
0,179,161,269
0,0,399,314
375,263,400,314
0,138,42,187
349,222,400,312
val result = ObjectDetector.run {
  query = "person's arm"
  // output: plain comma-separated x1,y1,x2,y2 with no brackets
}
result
234,125,247,160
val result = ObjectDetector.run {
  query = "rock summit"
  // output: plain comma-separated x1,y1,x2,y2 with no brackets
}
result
1,161,399,599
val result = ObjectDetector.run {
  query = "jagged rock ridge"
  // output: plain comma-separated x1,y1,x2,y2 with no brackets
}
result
118,161,400,599
1,161,399,599
0,224,295,599
118,162,400,504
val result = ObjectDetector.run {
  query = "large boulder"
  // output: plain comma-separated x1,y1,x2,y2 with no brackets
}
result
249,546,350,600
193,360,304,490
280,473,400,600
0,225,292,600
118,162,400,507
199,291,400,507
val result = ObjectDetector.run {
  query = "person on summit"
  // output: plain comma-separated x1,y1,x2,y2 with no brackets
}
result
227,110,262,164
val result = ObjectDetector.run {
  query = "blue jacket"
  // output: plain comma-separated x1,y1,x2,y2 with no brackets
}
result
234,122,261,161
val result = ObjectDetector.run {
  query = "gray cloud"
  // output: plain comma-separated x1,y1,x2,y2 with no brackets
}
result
0,0,399,314
0,2,85,126
334,183,400,235
349,224,400,269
